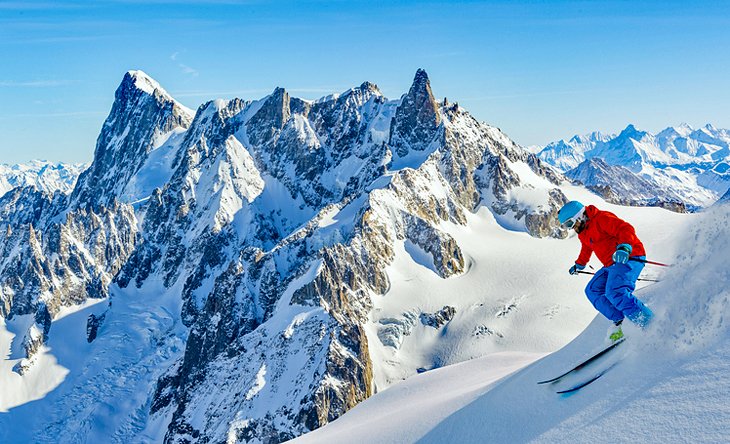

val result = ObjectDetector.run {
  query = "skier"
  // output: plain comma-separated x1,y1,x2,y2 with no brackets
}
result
558,201,653,341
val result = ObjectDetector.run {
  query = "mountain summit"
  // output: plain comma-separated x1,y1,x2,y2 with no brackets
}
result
389,68,442,157
71,71,194,208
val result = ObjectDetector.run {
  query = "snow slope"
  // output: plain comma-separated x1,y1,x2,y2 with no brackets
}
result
0,279,186,443
294,202,730,443
362,183,687,388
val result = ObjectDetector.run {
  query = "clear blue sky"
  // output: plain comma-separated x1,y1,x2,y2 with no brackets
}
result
1,0,729,164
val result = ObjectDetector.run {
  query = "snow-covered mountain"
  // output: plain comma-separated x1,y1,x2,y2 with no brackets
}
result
0,69,582,442
537,131,614,172
295,204,727,444
0,160,88,197
565,158,686,212
538,124,730,209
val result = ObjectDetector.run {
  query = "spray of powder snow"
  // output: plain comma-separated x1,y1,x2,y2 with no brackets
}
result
630,203,730,357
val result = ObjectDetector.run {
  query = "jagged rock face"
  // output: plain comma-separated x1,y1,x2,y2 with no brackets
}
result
420,306,456,329
389,69,442,157
244,84,389,211
0,186,61,230
71,71,193,209
132,70,569,442
0,71,189,364
0,198,137,320
0,69,572,443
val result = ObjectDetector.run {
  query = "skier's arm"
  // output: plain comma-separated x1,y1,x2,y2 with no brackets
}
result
576,243,592,266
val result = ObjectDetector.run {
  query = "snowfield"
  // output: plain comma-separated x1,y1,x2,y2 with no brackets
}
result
363,184,689,390
0,279,187,443
294,202,729,443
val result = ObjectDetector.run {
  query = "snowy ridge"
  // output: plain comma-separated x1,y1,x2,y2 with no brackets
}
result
539,124,730,208
537,131,614,172
565,158,687,212
0,160,88,197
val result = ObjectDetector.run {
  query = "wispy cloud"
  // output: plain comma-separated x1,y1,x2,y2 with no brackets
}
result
171,51,199,77
0,80,73,87
0,111,106,119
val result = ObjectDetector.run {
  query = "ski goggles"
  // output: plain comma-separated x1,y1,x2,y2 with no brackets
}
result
560,208,585,229
562,217,579,229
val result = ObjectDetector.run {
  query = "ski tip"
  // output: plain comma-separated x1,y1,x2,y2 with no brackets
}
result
556,374,602,394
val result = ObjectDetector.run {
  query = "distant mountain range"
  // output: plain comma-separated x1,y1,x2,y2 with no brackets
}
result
537,124,730,209
0,160,88,197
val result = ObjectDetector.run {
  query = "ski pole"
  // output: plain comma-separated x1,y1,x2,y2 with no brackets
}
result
629,258,671,267
575,270,659,282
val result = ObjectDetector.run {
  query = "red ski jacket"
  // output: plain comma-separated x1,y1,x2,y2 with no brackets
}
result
575,205,646,267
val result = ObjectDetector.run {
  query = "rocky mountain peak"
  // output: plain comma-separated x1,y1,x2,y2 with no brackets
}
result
0,69,576,443
412,68,430,90
389,69,442,157
617,124,647,141
123,70,171,99
245,87,294,146
261,87,291,128
70,71,193,209
567,157,686,212
358,81,380,94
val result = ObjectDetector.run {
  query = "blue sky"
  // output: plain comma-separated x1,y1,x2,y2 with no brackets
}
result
1,0,729,164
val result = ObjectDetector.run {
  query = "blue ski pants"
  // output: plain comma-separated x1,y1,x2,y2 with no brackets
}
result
585,257,648,323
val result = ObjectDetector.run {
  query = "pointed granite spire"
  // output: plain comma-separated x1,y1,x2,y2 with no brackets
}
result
389,69,442,157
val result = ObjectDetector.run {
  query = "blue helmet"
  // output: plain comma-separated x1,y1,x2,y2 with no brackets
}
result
558,201,585,226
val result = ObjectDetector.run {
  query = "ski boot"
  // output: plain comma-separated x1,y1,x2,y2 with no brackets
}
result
608,320,624,342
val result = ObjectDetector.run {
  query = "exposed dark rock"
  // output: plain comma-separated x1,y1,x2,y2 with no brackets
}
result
420,306,456,329
389,69,442,157
86,312,106,343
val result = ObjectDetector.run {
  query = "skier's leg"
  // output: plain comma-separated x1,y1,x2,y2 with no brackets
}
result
605,258,652,326
584,268,624,323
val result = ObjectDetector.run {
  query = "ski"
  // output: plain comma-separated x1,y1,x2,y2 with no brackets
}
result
537,338,625,385
556,362,618,394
